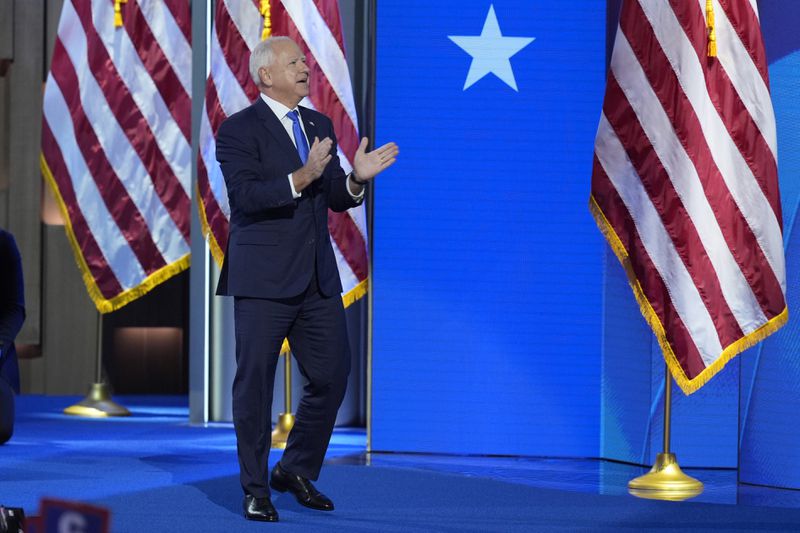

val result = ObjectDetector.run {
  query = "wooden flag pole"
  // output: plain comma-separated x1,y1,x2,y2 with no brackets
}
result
628,363,703,501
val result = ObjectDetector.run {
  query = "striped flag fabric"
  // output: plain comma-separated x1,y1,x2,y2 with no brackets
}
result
198,0,368,307
40,0,192,313
590,0,788,394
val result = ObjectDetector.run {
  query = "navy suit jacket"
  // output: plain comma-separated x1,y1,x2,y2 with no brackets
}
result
0,229,24,393
215,98,362,299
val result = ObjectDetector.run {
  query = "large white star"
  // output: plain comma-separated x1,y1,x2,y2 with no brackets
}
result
448,5,535,91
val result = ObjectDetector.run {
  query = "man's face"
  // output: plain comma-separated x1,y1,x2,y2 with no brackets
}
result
261,40,309,107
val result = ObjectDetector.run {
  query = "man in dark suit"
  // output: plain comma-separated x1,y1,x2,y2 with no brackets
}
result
0,227,25,445
215,36,398,522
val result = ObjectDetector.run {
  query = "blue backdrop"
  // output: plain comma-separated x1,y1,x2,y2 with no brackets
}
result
600,0,800,485
372,0,606,457
737,1,800,489
371,0,800,488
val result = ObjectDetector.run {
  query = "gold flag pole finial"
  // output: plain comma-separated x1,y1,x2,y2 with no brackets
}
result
706,0,717,57
261,0,272,40
114,0,128,28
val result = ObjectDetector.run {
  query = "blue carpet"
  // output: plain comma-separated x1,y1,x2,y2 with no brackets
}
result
2,396,800,531
90,466,800,532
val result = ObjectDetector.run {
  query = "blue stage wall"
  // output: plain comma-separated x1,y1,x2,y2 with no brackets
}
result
372,0,800,485
600,1,800,480
372,0,606,456
738,1,800,488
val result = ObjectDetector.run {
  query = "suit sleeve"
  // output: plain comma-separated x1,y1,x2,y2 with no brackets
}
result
325,124,364,213
216,118,295,216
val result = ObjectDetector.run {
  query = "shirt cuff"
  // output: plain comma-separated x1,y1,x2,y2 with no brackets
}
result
347,174,366,200
287,174,302,199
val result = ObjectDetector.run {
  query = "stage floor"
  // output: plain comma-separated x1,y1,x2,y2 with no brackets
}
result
2,395,800,531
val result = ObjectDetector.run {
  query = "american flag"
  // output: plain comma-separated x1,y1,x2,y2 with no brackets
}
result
40,0,192,313
591,0,787,394
198,0,368,306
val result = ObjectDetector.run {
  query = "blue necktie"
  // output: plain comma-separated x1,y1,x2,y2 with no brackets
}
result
287,110,309,164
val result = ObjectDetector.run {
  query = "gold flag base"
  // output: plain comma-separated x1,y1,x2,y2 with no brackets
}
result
271,412,295,449
63,383,131,418
628,452,704,501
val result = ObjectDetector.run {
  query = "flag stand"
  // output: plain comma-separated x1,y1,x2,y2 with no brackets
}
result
64,313,130,418
628,363,703,501
271,352,295,449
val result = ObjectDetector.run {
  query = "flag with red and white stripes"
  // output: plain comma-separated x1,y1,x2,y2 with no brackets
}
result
198,0,368,306
41,0,192,313
591,0,787,394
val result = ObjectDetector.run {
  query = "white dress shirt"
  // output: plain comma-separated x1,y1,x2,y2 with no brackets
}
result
259,93,363,200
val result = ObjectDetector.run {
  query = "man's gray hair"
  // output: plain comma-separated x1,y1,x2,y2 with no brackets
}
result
249,36,293,85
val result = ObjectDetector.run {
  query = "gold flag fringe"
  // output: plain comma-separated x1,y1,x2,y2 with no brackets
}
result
589,195,787,394
41,154,190,313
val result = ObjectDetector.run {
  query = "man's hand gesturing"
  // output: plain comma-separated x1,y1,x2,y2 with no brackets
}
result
293,137,333,192
351,138,400,185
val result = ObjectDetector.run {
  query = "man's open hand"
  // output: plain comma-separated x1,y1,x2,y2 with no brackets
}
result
352,138,399,183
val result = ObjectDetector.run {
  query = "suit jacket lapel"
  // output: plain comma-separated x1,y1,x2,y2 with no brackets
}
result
253,98,303,168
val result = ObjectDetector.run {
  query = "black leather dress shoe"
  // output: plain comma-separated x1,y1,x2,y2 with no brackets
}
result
270,462,334,511
243,494,279,522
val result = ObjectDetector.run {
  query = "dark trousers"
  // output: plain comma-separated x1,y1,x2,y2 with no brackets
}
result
0,346,17,444
0,376,13,444
232,276,350,498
